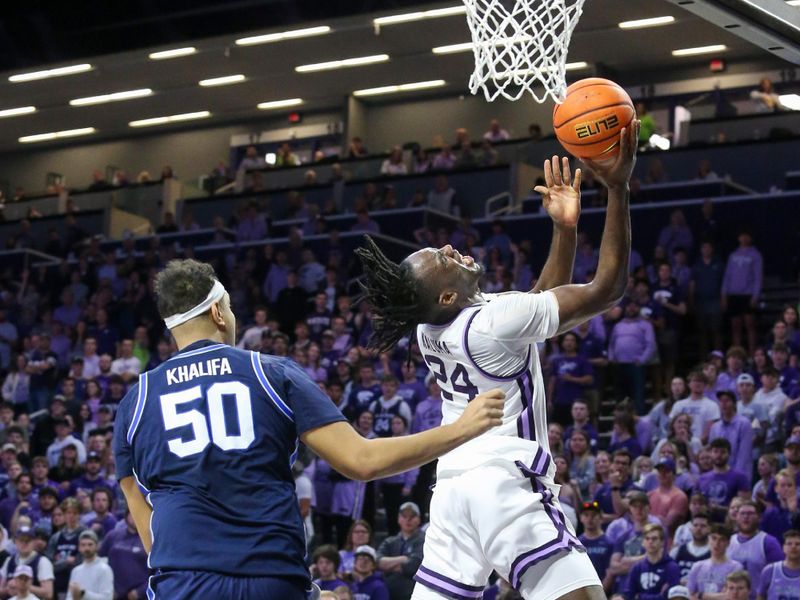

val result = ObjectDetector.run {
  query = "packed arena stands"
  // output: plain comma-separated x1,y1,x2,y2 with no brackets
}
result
0,84,799,600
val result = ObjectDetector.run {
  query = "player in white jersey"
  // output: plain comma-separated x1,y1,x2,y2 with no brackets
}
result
356,122,639,600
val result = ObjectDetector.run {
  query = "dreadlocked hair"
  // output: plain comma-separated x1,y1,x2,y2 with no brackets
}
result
354,235,426,354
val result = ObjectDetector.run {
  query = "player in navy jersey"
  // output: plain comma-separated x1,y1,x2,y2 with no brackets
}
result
113,259,505,600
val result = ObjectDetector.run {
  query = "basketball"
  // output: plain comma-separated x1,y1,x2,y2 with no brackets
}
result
553,77,636,162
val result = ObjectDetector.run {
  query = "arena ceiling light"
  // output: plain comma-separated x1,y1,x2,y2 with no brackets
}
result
70,88,153,106
149,47,197,60
296,54,389,73
374,6,466,27
257,98,303,110
618,16,675,29
129,111,211,128
672,44,727,56
353,80,446,97
9,63,93,83
788,1,800,6
779,94,800,110
19,127,96,143
432,42,474,55
235,26,331,46
199,74,246,87
0,106,37,118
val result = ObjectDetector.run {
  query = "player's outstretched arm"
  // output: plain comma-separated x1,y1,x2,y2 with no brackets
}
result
532,155,580,292
302,389,505,481
550,121,640,333
120,476,153,553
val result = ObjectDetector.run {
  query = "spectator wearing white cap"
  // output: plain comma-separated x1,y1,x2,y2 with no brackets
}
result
377,502,424,600
8,564,40,600
668,584,690,600
65,530,113,600
351,545,389,600
0,525,54,600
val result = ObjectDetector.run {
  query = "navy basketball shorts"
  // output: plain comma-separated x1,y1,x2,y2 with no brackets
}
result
147,570,313,600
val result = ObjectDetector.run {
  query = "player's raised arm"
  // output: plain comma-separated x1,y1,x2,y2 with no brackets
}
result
301,388,505,481
550,121,639,334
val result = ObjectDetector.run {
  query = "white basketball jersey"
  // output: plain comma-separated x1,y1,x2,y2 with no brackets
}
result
417,290,560,479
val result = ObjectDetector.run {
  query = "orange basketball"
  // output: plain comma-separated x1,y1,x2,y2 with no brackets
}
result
553,77,636,162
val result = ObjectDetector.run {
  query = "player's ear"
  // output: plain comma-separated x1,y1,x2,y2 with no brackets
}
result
210,302,226,328
438,290,458,306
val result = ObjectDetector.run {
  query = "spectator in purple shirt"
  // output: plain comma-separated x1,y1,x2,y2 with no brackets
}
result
708,390,754,485
98,510,148,600
350,545,390,600
696,438,751,522
312,544,349,592
548,332,595,426
657,209,694,261
608,411,643,459
722,230,763,355
350,209,380,234
53,290,81,329
397,361,426,413
770,344,799,396
716,347,747,398
760,470,800,543
235,202,268,242
609,301,657,415
728,501,784,598
623,523,681,600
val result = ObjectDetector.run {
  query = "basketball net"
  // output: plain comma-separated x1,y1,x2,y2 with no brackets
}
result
462,0,586,104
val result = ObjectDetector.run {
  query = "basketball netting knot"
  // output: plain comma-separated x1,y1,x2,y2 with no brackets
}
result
463,0,586,104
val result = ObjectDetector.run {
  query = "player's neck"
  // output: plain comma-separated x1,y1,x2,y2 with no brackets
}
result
172,327,225,350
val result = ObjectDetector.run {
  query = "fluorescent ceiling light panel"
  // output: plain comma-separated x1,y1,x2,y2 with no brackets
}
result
19,127,96,143
199,74,246,87
258,98,303,110
374,6,466,26
149,47,197,60
70,88,153,106
788,1,800,6
296,54,389,73
566,61,589,70
672,44,727,56
353,80,446,97
432,42,474,54
129,111,211,128
779,94,800,110
9,63,93,83
618,16,675,29
0,106,36,118
236,26,331,46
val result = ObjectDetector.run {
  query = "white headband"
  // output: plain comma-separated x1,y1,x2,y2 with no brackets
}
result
164,280,226,330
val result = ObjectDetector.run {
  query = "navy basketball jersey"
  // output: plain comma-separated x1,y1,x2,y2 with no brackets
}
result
113,339,346,582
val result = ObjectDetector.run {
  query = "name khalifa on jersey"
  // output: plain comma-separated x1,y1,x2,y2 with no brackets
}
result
420,332,453,356
166,358,233,385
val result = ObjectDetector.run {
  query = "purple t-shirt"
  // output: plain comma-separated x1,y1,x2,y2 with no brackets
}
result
687,558,743,595
758,563,800,600
550,355,594,407
696,469,749,507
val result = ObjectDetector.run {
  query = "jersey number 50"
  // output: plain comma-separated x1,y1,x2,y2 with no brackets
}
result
159,382,255,458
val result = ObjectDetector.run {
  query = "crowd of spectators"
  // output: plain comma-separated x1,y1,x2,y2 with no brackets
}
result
0,173,798,600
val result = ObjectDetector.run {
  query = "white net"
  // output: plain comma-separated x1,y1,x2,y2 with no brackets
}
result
462,0,586,103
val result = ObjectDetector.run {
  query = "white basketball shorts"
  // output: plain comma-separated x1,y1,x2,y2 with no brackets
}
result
412,448,601,600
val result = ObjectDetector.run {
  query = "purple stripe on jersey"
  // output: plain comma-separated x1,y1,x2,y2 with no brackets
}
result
509,462,585,589
127,372,149,444
462,308,531,381
515,371,536,442
417,566,485,592
414,568,485,599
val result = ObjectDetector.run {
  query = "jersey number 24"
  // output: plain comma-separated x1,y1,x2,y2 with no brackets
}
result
423,355,478,402
159,382,255,458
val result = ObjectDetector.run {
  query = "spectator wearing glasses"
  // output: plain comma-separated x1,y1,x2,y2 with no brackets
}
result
727,501,784,598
